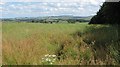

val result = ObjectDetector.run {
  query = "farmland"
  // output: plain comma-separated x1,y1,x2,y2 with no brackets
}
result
2,22,120,65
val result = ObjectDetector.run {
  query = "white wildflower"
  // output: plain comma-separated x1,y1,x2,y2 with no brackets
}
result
46,58,49,61
52,55,56,57
45,54,49,57
48,55,52,57
42,54,57,65
48,59,51,62
50,62,53,64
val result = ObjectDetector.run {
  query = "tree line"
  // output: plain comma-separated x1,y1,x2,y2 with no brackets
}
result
2,19,90,23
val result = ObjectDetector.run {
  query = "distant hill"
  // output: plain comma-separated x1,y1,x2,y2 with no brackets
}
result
36,16,93,20
1,16,93,23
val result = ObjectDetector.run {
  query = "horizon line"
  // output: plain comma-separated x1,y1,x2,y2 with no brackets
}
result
0,15,94,19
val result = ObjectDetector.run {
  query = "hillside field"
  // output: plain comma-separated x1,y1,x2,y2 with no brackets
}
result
2,22,120,65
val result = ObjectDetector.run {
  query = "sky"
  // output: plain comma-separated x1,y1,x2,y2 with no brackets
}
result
0,0,105,18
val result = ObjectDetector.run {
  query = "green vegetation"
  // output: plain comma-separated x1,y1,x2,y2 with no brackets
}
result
2,22,120,65
1,16,92,23
89,2,120,24
0,22,2,66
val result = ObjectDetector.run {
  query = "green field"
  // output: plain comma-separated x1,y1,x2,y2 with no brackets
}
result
2,22,120,65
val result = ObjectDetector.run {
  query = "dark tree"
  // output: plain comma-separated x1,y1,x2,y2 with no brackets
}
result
89,2,120,24
89,2,120,40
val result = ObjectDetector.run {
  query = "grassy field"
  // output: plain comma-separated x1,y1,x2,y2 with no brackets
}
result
2,22,120,65
0,22,2,66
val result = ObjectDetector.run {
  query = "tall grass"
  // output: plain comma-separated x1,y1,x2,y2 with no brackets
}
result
2,23,87,65
2,22,120,65
0,22,2,66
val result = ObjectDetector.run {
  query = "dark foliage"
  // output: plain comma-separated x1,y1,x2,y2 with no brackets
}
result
89,2,120,24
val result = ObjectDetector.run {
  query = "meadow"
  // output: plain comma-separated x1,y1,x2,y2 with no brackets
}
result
0,22,2,66
2,22,120,65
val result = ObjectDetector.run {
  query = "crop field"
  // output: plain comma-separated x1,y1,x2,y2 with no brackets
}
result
2,22,120,65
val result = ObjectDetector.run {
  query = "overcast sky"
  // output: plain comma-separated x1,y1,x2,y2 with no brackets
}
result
0,0,105,18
